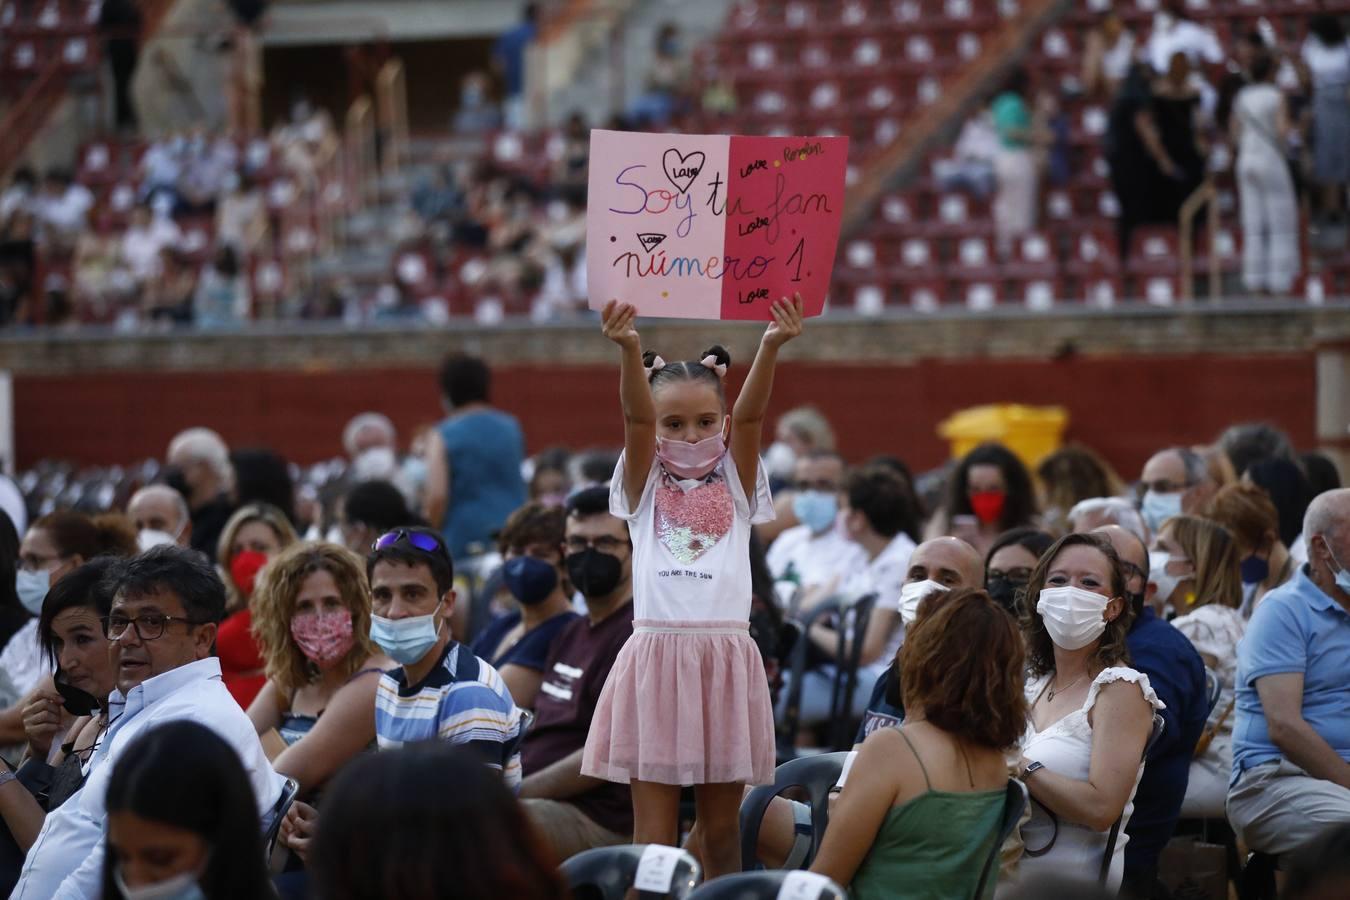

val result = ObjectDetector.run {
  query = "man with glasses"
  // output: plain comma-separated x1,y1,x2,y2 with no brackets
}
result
1138,446,1215,535
766,451,865,605
13,546,283,900
519,487,635,860
1095,525,1208,900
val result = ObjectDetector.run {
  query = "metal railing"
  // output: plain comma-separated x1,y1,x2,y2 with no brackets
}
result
1179,180,1220,304
375,58,408,183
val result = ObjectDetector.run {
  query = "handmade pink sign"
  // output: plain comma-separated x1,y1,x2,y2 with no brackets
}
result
586,129,849,320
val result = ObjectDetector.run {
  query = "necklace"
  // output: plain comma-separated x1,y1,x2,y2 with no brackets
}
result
1047,672,1086,703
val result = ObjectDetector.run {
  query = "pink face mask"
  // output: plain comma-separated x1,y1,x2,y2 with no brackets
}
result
290,609,356,670
656,432,726,480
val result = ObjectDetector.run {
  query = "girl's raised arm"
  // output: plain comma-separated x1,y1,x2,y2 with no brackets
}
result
601,300,656,510
730,294,804,498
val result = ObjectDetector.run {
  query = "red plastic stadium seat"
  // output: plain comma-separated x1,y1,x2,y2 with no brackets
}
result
1009,276,1062,310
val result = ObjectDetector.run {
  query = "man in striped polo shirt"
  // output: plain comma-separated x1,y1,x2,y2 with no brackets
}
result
366,527,524,787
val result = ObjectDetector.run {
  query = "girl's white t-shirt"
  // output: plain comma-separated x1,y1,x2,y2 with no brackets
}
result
610,450,774,622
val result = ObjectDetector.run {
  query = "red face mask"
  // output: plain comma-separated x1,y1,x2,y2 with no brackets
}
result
230,550,269,597
969,490,1007,526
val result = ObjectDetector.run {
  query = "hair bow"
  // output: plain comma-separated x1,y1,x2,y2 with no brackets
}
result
644,355,667,377
700,355,728,378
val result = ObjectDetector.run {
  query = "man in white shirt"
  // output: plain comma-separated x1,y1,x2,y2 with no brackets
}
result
13,546,282,900
120,204,182,286
1146,4,1223,75
766,451,865,605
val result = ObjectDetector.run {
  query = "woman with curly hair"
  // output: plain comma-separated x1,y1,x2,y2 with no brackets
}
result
811,589,1027,899
1016,533,1162,893
247,542,390,796
927,442,1039,557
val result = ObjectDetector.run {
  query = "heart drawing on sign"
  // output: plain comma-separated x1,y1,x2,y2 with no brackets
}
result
662,149,705,195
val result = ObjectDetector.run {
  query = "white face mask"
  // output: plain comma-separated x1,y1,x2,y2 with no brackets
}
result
15,568,50,616
1149,549,1183,607
1036,585,1110,651
137,529,178,552
113,866,205,900
898,579,948,625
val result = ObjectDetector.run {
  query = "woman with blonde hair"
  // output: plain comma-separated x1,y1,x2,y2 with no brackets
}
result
1156,516,1245,820
215,503,298,708
1036,444,1125,535
248,542,390,796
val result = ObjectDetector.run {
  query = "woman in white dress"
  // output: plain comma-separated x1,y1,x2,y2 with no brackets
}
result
1016,533,1162,894
1158,516,1244,819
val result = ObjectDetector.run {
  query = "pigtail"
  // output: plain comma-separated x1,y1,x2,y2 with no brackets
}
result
700,345,732,371
642,350,667,383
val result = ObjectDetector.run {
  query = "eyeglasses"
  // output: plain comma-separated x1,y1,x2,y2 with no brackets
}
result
987,567,1033,583
372,529,445,554
564,536,631,553
104,613,203,641
1138,479,1194,496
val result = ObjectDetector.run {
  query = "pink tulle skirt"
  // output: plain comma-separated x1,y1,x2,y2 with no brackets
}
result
582,620,776,787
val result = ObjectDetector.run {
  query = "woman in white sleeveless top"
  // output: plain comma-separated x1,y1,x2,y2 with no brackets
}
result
1232,54,1299,295
1014,533,1163,894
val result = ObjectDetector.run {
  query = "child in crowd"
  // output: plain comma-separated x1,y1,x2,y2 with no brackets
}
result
583,295,804,878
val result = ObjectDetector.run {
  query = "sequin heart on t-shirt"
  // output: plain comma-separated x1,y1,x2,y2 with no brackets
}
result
654,477,734,564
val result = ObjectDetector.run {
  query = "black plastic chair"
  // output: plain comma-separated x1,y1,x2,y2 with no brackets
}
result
686,870,848,900
1098,713,1165,885
1239,851,1279,900
561,844,701,900
739,752,851,872
973,780,1028,900
261,776,299,858
779,594,877,752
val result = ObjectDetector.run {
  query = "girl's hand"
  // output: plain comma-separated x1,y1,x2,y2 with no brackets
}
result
763,293,805,349
601,300,641,351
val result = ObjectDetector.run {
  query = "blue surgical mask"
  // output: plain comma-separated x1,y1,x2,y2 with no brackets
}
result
793,491,838,535
1239,554,1270,585
15,568,49,616
370,604,444,665
113,866,205,900
1140,490,1183,535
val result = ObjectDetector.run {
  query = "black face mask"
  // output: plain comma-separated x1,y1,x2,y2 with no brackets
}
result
566,549,624,599
159,465,192,503
986,576,1025,615
1129,591,1147,617
55,672,99,717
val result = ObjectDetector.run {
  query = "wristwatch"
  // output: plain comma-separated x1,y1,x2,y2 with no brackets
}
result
1021,760,1045,781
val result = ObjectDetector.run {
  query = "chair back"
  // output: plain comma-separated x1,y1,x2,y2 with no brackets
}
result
261,776,299,859
686,870,847,899
561,844,701,900
1098,713,1164,885
972,780,1028,900
739,751,851,871
828,593,878,749
1204,667,1221,715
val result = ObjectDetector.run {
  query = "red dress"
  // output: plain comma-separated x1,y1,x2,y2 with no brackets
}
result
216,608,266,709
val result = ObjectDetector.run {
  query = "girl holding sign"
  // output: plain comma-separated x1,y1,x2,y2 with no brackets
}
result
583,294,804,877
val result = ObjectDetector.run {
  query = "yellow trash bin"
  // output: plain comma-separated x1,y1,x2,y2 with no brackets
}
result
937,404,1069,470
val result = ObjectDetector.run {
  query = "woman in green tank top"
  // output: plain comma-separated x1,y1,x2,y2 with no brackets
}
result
811,589,1028,899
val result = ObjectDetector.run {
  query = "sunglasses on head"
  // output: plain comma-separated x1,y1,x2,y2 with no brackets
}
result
372,529,444,554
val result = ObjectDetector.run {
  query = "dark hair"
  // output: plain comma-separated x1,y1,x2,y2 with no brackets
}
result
566,486,610,519
1246,457,1313,547
1036,444,1123,517
1310,14,1346,47
439,354,491,407
1284,823,1350,900
575,448,621,485
643,344,731,405
1218,421,1295,480
845,466,918,540
1002,67,1030,97
497,502,565,555
32,511,139,561
39,557,120,667
1300,451,1342,499
985,527,1056,572
105,545,227,625
1020,533,1134,677
344,481,422,533
366,527,454,597
101,722,271,900
231,448,296,527
0,511,22,637
310,744,565,900
945,442,1038,531
1249,53,1275,83
863,456,924,540
898,589,1027,750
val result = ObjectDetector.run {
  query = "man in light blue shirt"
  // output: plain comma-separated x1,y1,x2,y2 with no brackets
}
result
13,546,283,900
1228,489,1350,855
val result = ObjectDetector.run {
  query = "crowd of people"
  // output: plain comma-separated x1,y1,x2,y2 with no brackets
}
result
975,4,1350,297
0,301,1345,898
